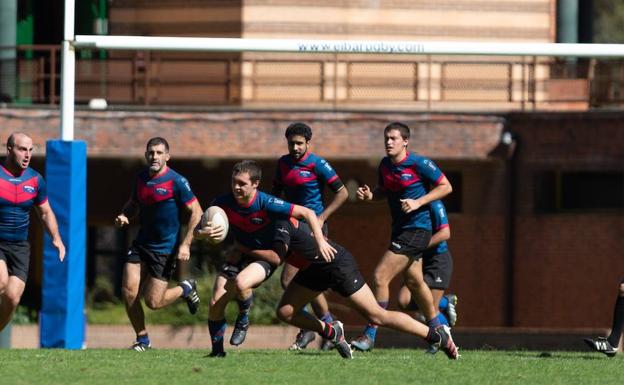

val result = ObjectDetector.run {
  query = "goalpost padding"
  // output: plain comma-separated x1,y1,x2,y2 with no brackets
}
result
40,140,87,349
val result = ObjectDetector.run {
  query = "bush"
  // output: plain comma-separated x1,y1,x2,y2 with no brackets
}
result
87,266,285,326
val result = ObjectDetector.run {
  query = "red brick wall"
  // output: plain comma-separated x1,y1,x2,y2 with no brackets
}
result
2,108,623,329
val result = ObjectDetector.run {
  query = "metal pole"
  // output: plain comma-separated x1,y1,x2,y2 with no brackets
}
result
60,0,75,140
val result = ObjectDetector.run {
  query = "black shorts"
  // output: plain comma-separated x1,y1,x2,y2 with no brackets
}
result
219,255,276,285
422,250,453,290
388,228,432,260
126,244,176,281
293,250,365,297
0,241,30,282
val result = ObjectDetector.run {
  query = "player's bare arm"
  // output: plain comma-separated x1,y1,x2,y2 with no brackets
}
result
427,226,450,248
177,199,203,261
35,201,66,262
291,205,336,262
318,185,348,227
400,176,452,214
115,199,138,227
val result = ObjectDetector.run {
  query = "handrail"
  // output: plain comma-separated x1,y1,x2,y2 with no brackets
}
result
0,45,617,110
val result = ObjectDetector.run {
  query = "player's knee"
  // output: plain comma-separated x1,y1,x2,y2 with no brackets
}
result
144,297,161,310
4,291,21,309
276,305,294,322
121,286,139,303
234,276,251,293
372,270,390,288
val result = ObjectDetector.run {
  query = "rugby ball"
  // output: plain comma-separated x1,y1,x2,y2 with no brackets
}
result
201,206,229,244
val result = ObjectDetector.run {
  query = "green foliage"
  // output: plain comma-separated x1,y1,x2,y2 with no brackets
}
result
87,266,285,326
594,0,624,43
0,349,623,385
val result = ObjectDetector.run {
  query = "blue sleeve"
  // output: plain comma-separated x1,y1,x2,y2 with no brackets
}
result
174,175,197,206
414,156,444,186
314,156,338,183
430,200,449,231
35,174,48,205
262,193,294,218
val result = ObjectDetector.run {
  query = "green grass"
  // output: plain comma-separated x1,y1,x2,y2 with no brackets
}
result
0,349,622,385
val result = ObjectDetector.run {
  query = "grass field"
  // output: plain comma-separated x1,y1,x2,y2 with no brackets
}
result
0,349,622,385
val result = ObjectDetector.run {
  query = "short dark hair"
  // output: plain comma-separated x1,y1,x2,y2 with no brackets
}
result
146,137,169,152
233,160,262,183
384,122,410,140
285,122,312,141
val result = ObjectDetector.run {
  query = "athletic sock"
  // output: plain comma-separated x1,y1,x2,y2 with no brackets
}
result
208,319,227,353
363,301,388,340
137,334,150,346
426,313,443,329
320,312,333,324
179,281,192,297
438,296,449,311
236,294,253,324
437,312,450,326
607,295,624,347
322,322,335,340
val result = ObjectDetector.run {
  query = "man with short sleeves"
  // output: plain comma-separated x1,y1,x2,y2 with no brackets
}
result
351,122,453,351
115,137,203,351
273,122,348,350
0,132,65,332
196,160,335,357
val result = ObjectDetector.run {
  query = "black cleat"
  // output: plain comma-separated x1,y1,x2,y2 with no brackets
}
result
431,325,459,360
207,350,227,358
179,279,200,315
330,321,353,359
584,337,618,357
289,329,316,350
130,341,152,352
230,318,249,346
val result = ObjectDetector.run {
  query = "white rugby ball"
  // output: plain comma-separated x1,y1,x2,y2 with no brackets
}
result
201,206,229,244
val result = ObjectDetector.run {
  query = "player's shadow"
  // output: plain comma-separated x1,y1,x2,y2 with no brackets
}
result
502,351,606,360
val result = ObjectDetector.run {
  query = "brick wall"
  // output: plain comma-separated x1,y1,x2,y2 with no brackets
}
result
1,108,622,329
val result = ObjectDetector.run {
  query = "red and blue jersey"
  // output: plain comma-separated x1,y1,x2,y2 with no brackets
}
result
131,167,197,255
273,152,343,216
0,165,47,241
212,191,294,250
377,152,445,233
425,200,450,256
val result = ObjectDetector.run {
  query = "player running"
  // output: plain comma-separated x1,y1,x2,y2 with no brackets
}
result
351,122,453,352
196,160,335,357
271,218,459,360
273,122,348,350
0,132,65,333
115,137,203,351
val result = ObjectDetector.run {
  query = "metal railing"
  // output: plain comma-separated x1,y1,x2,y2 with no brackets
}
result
1,45,623,110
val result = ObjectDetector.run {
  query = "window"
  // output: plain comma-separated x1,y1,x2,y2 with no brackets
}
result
534,171,624,212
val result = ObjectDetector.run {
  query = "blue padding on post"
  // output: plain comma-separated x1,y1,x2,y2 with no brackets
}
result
40,140,87,349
